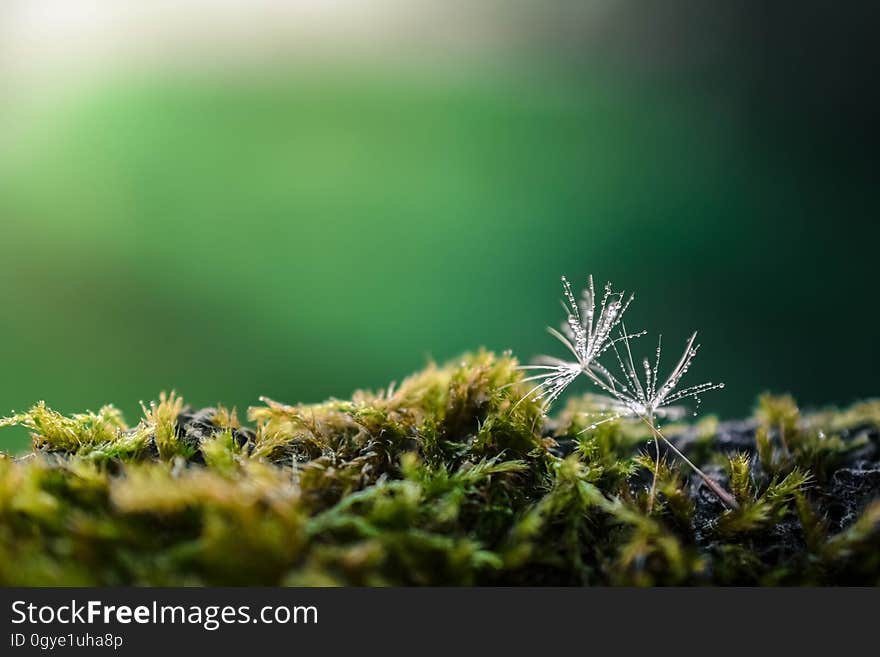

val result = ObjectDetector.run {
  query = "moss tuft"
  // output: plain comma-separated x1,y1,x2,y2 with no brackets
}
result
0,355,878,585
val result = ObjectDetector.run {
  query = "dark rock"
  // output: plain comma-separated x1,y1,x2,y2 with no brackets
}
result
713,419,759,453
691,464,732,532
825,464,880,531
672,419,758,455
233,427,256,451
840,422,880,442
547,437,578,458
174,406,258,461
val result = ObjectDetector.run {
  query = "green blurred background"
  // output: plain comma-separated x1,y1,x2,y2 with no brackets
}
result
1,1,877,451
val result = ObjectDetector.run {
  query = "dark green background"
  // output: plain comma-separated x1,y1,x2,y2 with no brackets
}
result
1,5,877,453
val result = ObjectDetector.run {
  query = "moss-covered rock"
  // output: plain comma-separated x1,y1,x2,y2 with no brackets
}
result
1,351,877,585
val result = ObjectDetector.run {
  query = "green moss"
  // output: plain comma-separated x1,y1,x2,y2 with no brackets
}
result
0,352,878,585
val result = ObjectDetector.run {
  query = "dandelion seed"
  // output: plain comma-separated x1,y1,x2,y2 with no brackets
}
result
584,329,734,510
514,275,639,409
515,274,737,510
587,330,725,422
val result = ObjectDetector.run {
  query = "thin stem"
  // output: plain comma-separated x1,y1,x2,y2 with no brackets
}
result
647,411,660,513
638,415,739,510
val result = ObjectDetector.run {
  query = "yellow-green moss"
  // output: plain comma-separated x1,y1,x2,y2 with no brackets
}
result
0,351,878,585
